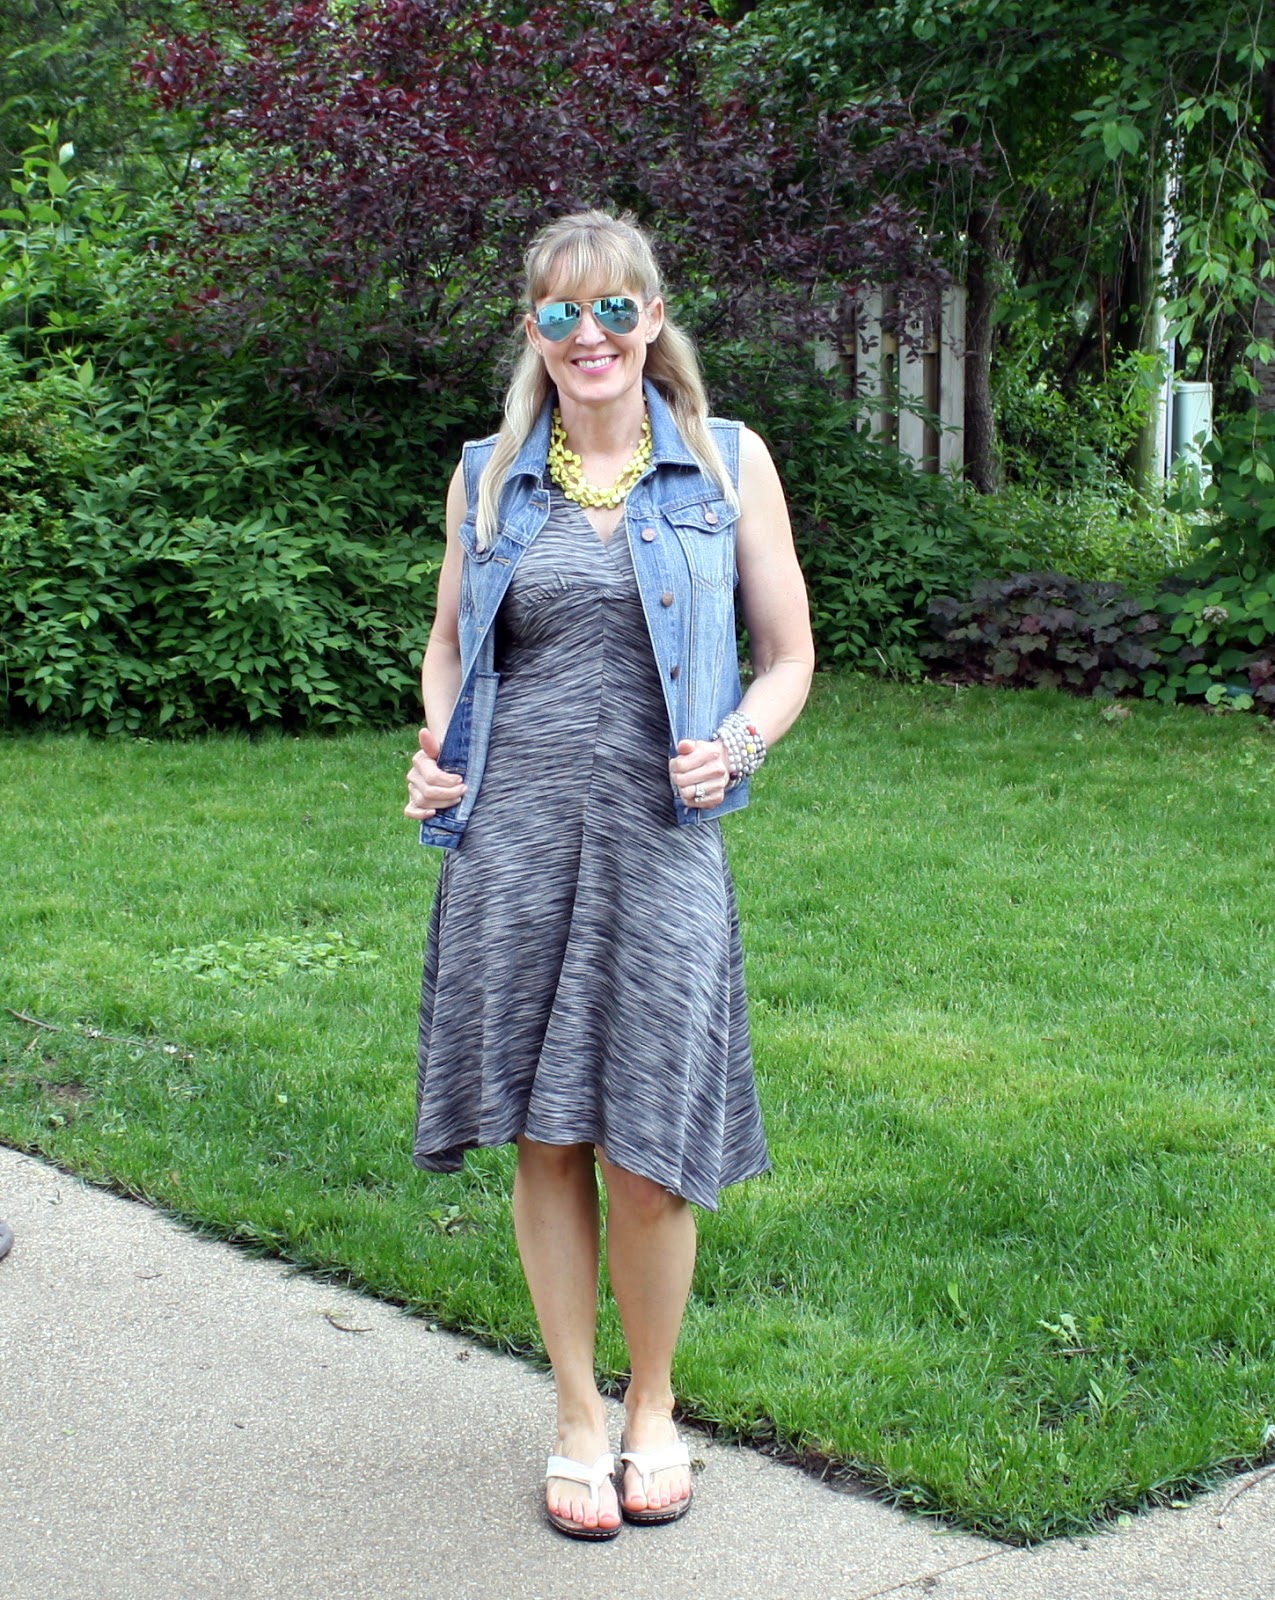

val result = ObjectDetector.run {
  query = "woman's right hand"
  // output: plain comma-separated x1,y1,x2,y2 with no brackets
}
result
404,727,467,820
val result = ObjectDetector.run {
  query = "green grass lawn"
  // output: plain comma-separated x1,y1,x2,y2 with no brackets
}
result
3,679,1273,1542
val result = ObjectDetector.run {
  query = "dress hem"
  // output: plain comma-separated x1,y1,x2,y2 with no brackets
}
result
412,1127,770,1213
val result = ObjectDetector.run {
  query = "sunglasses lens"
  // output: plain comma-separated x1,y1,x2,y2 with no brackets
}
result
535,301,581,341
594,296,641,334
535,296,642,340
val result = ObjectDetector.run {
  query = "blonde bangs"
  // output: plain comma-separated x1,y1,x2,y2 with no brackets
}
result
525,211,661,305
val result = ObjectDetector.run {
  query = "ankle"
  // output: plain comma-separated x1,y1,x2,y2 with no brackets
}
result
624,1387,676,1425
556,1391,607,1440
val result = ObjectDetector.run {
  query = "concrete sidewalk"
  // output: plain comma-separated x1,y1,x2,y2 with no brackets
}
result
1,1145,1272,1600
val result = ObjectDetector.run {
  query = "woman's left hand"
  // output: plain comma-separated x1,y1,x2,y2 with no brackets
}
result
668,738,731,809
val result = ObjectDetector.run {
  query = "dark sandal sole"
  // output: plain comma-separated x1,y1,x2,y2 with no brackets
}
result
621,1491,693,1526
546,1510,623,1541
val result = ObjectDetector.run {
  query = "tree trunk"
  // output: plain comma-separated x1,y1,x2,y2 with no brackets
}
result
1254,62,1275,410
1129,172,1169,496
963,202,1000,493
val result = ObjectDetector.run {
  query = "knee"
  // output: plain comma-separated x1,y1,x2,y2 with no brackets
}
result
600,1157,686,1226
516,1136,596,1185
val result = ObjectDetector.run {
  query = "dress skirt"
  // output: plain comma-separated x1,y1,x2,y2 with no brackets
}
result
413,491,768,1211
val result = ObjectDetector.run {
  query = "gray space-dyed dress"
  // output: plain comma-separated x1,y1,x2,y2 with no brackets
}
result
413,490,768,1211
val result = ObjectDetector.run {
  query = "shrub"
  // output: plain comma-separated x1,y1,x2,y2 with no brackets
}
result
0,134,448,734
796,438,1009,674
1148,569,1275,711
0,344,94,527
1,361,444,733
994,347,1152,493
924,572,1163,697
710,355,1014,674
1182,408,1275,571
986,483,1191,585
924,570,1275,714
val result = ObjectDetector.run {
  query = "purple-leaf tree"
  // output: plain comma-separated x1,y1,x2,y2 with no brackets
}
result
136,0,974,406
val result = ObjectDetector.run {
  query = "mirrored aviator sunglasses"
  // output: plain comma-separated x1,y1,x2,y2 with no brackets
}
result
534,295,642,342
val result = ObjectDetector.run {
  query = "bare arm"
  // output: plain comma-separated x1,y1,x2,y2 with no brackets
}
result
420,464,467,736
732,426,815,741
669,427,813,806
404,463,469,821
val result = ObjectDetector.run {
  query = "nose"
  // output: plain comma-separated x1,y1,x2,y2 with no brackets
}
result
574,305,608,344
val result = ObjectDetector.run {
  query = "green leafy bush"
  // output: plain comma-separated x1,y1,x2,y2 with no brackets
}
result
0,344,93,531
987,482,1190,584
716,360,1013,673
1182,409,1275,570
1148,569,1275,710
984,346,1190,583
994,347,1152,493
1,363,444,732
1,135,446,734
799,436,1009,673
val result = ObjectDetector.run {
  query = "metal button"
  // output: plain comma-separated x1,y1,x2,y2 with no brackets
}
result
669,664,681,680
640,527,657,542
660,592,674,607
704,509,719,525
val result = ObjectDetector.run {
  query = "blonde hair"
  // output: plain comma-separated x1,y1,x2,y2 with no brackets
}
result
475,209,736,549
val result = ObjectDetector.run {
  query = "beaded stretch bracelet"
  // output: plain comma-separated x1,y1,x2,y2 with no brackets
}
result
715,711,767,789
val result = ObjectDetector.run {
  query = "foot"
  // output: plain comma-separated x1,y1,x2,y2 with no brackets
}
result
620,1407,692,1519
546,1420,621,1537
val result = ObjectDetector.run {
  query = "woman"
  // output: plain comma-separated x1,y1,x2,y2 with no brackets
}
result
404,210,813,1540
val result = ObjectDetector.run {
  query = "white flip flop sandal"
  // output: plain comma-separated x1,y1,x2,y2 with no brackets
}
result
618,1438,693,1525
545,1451,621,1541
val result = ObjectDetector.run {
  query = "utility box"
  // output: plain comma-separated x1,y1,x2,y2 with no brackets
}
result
1171,380,1213,484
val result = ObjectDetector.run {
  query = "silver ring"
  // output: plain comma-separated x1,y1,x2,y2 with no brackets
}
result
692,783,706,803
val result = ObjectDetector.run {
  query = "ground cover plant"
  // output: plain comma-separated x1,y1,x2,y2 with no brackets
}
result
2,681,1274,1542
925,571,1275,713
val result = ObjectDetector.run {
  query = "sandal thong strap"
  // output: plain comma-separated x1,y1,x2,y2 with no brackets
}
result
546,1452,616,1509
618,1441,691,1495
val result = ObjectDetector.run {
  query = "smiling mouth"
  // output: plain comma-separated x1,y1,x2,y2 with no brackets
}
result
574,355,617,370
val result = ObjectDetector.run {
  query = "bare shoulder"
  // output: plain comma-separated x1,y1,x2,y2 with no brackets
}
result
739,424,773,461
734,424,791,551
737,425,786,496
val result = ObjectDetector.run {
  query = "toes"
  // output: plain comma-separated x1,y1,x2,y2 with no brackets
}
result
547,1482,585,1527
548,1477,620,1531
624,1466,690,1512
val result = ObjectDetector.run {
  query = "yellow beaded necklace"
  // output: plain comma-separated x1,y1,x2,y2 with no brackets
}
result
548,408,652,509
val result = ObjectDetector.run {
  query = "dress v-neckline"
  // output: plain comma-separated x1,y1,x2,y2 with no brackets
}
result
559,493,626,550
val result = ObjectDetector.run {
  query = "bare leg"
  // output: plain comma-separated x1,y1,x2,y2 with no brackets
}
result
598,1150,696,1514
512,1136,620,1533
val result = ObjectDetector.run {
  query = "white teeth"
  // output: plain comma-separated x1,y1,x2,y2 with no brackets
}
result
576,357,614,369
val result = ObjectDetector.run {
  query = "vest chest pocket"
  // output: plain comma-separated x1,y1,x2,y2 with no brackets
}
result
459,525,514,621
662,499,739,590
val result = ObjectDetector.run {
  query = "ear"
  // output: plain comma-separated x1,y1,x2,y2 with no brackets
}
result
644,295,665,342
524,310,542,353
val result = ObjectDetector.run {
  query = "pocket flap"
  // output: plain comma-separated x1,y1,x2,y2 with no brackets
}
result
662,499,738,535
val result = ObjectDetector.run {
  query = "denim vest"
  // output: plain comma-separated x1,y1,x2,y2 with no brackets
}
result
419,380,747,850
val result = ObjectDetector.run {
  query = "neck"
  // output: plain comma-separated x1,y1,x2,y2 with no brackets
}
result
555,389,647,455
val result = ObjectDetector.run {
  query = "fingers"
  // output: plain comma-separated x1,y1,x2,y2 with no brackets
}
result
405,728,465,819
668,736,730,809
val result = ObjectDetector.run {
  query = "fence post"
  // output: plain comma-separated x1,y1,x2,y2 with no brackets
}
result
849,286,965,473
